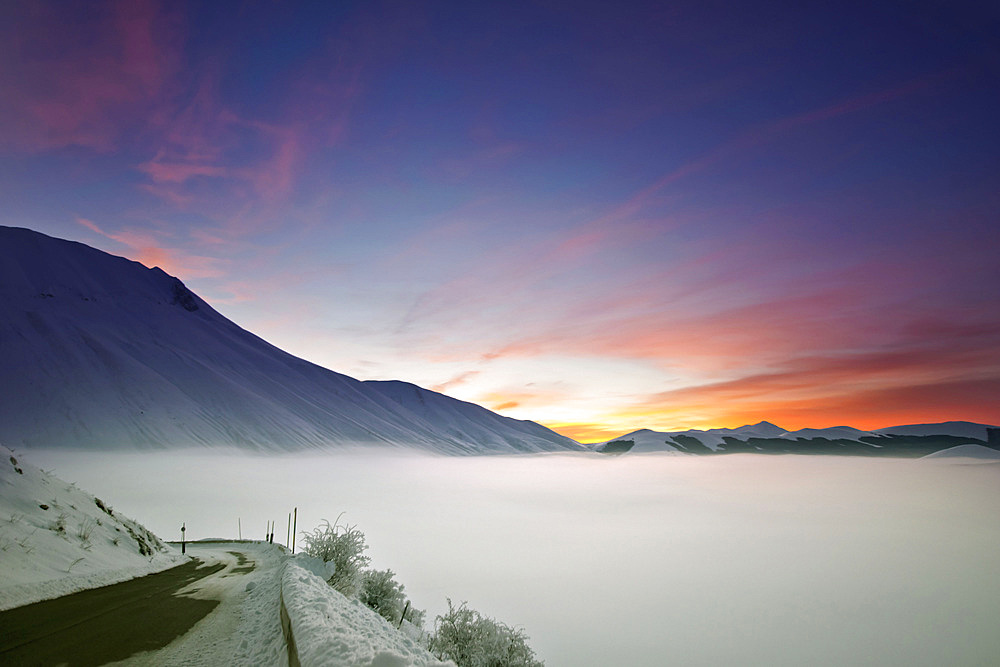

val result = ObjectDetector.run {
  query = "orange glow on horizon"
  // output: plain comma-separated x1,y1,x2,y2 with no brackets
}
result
542,394,1000,444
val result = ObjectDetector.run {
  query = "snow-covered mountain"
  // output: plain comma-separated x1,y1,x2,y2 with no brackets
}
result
0,226,582,454
593,421,1000,457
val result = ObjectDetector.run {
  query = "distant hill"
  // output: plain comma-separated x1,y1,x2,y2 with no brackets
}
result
592,421,1000,458
0,226,582,454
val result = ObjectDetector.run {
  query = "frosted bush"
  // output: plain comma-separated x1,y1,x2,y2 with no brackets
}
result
299,515,370,596
360,568,425,628
360,568,406,622
429,599,543,667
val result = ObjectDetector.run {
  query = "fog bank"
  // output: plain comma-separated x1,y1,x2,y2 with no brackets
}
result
26,450,1000,666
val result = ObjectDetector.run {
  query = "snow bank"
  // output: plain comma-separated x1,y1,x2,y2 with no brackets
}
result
282,559,455,667
0,445,186,610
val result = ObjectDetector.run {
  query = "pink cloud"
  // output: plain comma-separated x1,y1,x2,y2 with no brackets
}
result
138,158,229,184
431,370,481,393
75,217,224,280
0,0,182,153
136,183,194,208
610,314,1000,431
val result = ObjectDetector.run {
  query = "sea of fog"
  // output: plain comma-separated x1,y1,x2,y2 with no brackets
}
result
26,449,1000,666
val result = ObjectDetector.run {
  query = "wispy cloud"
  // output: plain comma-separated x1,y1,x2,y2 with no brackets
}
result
0,0,181,153
76,217,224,279
431,370,481,394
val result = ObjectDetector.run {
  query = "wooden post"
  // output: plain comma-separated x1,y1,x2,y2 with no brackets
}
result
181,522,186,554
291,507,297,554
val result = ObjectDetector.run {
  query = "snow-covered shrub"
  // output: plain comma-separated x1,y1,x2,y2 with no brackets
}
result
300,515,371,596
429,599,543,667
360,568,406,622
360,568,425,628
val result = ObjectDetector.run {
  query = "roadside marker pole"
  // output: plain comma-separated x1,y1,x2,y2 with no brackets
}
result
287,513,291,548
238,517,242,541
292,507,297,554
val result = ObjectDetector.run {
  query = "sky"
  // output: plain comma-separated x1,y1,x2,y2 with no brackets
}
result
1,0,998,441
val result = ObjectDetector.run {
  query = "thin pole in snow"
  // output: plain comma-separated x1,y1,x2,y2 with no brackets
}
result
292,507,297,554
286,513,291,548
238,517,242,541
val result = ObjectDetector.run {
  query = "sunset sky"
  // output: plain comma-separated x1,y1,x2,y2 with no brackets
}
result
2,1,998,441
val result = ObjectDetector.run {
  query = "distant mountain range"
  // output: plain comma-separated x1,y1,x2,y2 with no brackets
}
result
2,226,995,458
0,226,582,454
592,421,1000,457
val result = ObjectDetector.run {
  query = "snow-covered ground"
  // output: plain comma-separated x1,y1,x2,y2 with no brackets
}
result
0,444,185,611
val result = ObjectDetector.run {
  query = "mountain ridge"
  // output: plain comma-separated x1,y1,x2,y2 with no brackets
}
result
592,420,1000,457
0,226,581,454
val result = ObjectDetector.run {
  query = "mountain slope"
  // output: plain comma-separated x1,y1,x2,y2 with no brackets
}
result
365,380,579,452
0,226,582,454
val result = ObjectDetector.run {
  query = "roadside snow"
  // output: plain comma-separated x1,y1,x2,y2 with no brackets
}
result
283,559,455,667
0,445,185,611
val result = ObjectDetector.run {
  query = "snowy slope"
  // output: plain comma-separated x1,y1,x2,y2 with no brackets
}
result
705,421,787,438
365,381,580,453
0,226,582,455
0,445,184,610
595,429,685,453
595,422,790,453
